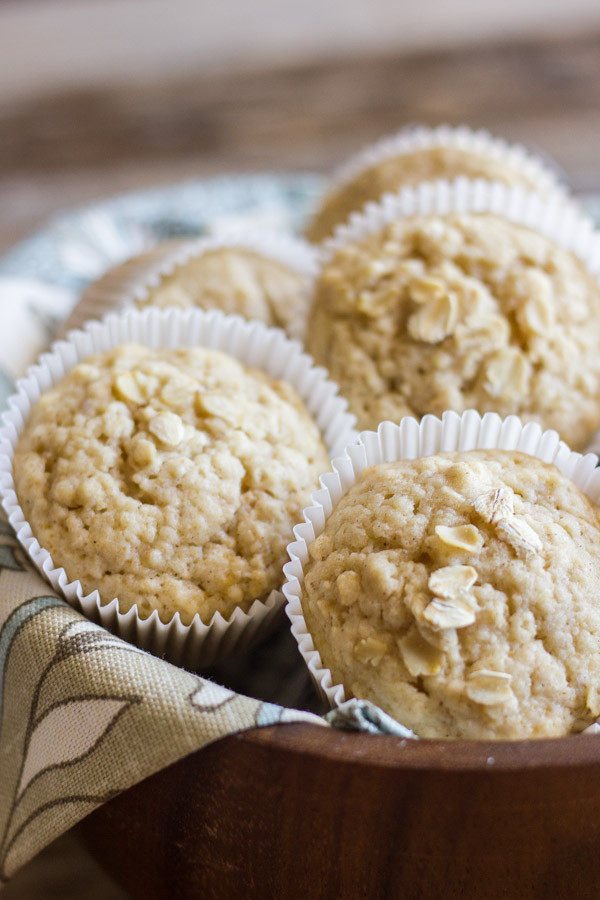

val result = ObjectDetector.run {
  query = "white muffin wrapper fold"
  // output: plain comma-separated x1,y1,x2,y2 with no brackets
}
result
0,307,357,670
73,229,318,341
283,410,600,738
321,176,600,270
325,123,570,210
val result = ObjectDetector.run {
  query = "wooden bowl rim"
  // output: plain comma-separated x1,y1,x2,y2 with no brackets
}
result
240,721,600,772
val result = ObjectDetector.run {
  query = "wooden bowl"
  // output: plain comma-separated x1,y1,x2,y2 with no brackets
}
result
78,723,600,900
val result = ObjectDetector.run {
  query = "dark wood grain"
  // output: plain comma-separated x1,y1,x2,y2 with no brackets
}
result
2,832,130,900
79,724,600,900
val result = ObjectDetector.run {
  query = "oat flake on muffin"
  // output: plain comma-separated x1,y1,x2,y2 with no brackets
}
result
301,449,600,741
307,213,600,450
13,344,330,625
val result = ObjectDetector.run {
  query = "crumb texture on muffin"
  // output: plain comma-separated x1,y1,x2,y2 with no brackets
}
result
307,145,547,242
307,213,600,449
301,450,600,740
137,247,307,332
14,344,329,625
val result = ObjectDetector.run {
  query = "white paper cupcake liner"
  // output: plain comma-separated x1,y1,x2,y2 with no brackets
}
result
283,410,600,738
320,176,600,276
0,307,357,670
328,123,569,207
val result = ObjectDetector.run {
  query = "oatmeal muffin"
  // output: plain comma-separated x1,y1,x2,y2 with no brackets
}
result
13,344,330,625
301,449,600,740
135,245,309,334
306,128,564,242
307,213,600,449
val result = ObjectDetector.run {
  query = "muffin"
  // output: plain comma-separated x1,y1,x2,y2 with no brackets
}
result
12,343,330,626
306,125,566,242
135,242,312,335
299,449,600,740
307,211,600,450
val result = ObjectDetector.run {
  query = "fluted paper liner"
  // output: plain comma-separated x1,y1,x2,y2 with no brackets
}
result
283,410,600,738
72,229,318,341
321,177,600,270
0,307,356,669
322,123,569,219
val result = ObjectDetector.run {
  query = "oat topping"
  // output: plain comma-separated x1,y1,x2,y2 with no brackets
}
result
147,411,185,447
13,344,330,625
301,449,600,740
473,487,515,524
428,564,478,597
398,628,445,678
465,669,515,707
474,486,542,558
422,596,477,631
353,636,390,666
307,213,600,449
435,524,483,551
496,516,542,558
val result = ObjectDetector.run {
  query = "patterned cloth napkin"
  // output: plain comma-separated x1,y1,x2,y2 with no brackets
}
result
0,517,329,883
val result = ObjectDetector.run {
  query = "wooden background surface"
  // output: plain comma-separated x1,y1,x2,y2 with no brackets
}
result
2,31,600,258
2,23,600,900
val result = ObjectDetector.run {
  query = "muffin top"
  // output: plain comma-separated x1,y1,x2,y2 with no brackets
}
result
301,450,600,740
306,145,552,242
307,213,600,450
136,247,307,334
14,344,329,625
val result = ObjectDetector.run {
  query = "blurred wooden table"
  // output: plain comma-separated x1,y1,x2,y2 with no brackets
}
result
2,29,600,899
2,30,600,258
